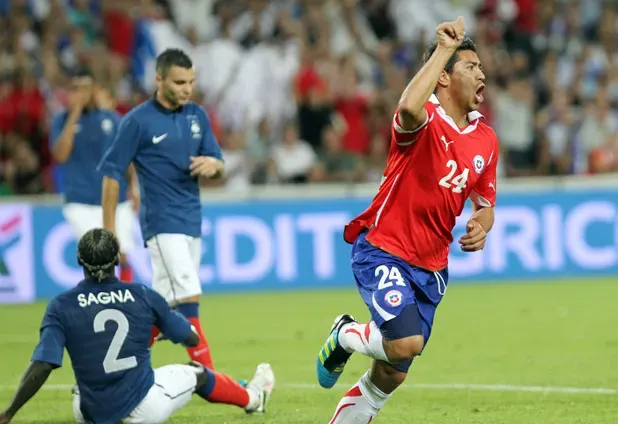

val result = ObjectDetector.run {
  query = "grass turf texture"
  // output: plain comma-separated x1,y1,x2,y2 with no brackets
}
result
1,279,617,423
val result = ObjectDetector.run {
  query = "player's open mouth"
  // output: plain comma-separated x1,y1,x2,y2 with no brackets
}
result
474,85,485,104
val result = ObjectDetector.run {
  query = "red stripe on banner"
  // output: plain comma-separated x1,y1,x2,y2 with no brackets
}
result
1,215,21,233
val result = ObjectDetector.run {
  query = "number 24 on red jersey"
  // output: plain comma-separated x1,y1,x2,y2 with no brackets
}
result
390,94,498,211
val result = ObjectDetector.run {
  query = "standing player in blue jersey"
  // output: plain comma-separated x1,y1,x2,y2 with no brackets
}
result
98,48,255,408
50,68,137,283
0,229,274,424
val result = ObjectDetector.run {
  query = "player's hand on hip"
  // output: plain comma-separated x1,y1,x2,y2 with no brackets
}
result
190,156,221,178
436,16,465,50
459,219,486,252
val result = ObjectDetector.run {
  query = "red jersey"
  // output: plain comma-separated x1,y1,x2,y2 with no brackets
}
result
344,95,499,271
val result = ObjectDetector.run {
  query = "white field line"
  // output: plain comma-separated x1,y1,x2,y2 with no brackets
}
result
0,383,615,395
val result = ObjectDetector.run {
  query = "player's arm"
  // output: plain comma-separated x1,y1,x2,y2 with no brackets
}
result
98,116,141,232
147,287,199,347
0,361,55,422
49,112,80,164
0,301,65,423
189,108,224,180
397,17,465,132
469,202,494,232
126,163,140,211
460,145,498,252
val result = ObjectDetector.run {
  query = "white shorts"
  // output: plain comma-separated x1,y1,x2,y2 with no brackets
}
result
73,364,198,424
146,233,202,304
63,201,135,253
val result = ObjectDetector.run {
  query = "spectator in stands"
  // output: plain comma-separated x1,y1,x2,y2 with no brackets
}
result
246,118,272,184
317,126,364,183
536,89,575,175
219,129,252,191
267,121,318,184
0,0,617,195
4,133,43,195
494,72,537,176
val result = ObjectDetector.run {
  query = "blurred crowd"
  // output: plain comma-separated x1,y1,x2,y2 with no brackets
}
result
1,0,618,195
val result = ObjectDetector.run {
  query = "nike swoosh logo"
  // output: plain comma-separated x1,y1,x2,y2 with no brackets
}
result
152,133,168,144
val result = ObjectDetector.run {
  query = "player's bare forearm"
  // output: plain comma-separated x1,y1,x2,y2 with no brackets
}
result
51,111,81,163
125,163,137,187
102,176,119,232
190,156,224,179
208,157,224,179
2,361,53,420
470,204,494,233
397,46,457,130
125,163,140,195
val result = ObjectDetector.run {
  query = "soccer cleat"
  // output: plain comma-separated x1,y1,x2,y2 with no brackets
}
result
245,363,275,414
316,314,356,389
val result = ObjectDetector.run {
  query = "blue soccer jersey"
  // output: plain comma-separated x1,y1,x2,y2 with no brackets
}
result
50,109,128,205
97,99,223,242
31,277,193,424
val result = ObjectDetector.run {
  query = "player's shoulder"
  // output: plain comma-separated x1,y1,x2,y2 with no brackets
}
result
183,102,210,120
46,287,78,314
123,100,154,121
476,120,499,146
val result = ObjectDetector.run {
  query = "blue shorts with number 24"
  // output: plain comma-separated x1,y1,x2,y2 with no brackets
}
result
351,232,448,351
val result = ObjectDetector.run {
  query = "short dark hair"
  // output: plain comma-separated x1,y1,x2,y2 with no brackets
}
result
77,229,119,281
423,37,478,73
155,48,193,78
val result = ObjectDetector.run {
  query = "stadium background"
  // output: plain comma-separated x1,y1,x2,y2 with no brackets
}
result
1,1,618,423
0,0,618,301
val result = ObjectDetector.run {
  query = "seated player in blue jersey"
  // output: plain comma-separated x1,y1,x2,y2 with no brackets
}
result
0,229,275,424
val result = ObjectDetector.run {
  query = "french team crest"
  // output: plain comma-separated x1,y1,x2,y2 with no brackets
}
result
101,118,113,134
190,119,201,139
472,155,485,173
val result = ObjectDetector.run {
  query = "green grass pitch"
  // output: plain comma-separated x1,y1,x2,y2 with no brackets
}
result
1,279,618,423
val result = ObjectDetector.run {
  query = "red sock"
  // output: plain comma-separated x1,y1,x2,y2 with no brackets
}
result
148,326,160,348
201,369,250,408
187,317,214,369
119,265,133,283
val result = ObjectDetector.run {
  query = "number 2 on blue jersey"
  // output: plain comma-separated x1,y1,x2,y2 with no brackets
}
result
93,309,138,374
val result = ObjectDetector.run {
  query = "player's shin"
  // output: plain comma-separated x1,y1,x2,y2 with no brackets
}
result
119,265,133,282
338,321,389,362
175,302,214,369
195,367,252,409
118,254,133,283
329,371,390,424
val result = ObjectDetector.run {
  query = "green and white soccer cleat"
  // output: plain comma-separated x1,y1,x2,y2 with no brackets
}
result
316,314,356,389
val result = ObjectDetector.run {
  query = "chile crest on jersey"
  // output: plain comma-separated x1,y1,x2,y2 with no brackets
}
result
417,100,496,213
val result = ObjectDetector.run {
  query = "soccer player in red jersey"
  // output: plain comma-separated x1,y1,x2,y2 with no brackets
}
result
316,17,498,422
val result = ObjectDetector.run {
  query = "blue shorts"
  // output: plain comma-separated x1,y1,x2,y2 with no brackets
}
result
351,232,448,372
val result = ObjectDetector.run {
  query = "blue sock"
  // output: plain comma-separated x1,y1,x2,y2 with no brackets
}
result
195,367,216,399
176,303,199,319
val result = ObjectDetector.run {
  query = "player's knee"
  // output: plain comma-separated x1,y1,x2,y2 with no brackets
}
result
384,335,424,363
195,369,207,389
371,360,408,391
